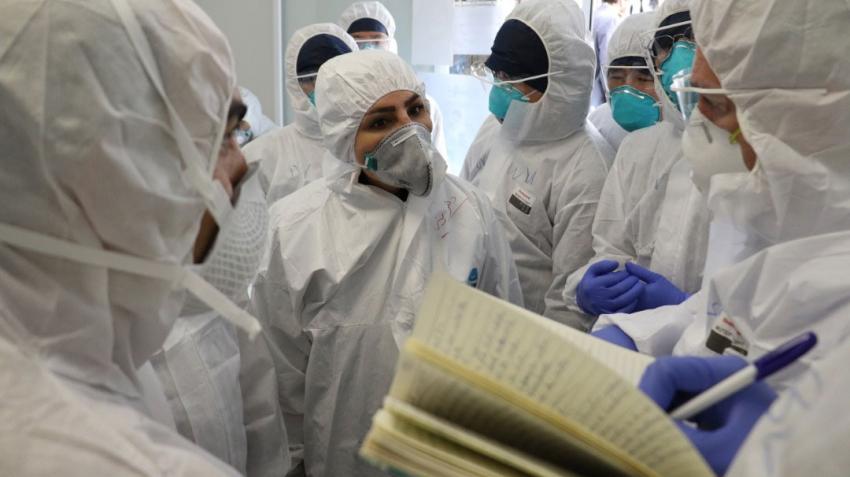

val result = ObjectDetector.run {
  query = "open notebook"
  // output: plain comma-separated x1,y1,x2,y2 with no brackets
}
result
360,273,712,477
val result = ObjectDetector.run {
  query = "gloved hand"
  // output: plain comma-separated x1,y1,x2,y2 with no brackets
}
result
639,356,777,476
576,260,645,316
625,262,688,311
591,326,638,351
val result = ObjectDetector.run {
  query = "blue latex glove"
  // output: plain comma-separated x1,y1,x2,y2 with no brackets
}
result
639,356,777,476
592,326,638,351
625,262,688,311
576,260,645,316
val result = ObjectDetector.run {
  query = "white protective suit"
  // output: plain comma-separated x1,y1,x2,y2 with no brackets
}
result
726,331,850,477
567,0,711,326
151,167,289,476
459,114,501,183
245,24,358,205
251,50,523,476
587,12,656,153
339,1,449,160
596,0,850,389
466,0,614,328
0,0,257,474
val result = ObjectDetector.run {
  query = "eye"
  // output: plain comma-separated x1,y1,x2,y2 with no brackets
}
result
409,103,426,117
370,117,390,130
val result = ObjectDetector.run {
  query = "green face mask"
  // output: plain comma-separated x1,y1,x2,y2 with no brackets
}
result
659,40,697,110
610,86,660,132
307,91,317,107
488,83,530,121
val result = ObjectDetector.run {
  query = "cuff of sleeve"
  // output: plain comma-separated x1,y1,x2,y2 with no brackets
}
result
593,291,705,357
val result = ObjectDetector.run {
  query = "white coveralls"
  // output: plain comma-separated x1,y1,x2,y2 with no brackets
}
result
465,0,614,329
565,0,712,327
0,0,255,474
151,169,289,476
587,12,656,153
244,24,358,205
250,50,523,476
596,0,850,391
339,1,449,160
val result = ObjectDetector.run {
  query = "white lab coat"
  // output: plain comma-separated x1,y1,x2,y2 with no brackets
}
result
467,0,613,329
565,122,711,323
245,23,358,205
0,0,245,474
596,0,850,391
251,50,523,476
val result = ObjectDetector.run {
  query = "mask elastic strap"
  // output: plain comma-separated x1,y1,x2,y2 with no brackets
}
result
0,223,261,338
109,0,234,226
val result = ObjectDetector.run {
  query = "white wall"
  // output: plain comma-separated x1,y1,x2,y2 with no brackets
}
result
194,0,284,125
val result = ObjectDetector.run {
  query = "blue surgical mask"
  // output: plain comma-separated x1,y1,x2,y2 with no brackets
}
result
489,84,530,121
610,86,660,132
659,40,696,110
307,91,316,107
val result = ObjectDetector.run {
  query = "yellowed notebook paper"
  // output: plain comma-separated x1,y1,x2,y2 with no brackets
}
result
393,273,713,477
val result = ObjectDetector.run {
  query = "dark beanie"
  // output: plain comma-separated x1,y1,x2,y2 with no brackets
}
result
485,19,549,92
296,34,353,76
347,17,389,35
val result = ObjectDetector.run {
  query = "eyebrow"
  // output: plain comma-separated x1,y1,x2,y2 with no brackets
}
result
364,93,422,116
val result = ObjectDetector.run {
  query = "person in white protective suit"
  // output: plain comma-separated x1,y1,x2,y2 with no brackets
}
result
250,50,524,476
339,1,449,160
150,113,288,475
564,0,717,337
594,0,850,391
587,12,657,153
237,87,279,146
463,0,615,328
0,0,270,474
244,24,357,205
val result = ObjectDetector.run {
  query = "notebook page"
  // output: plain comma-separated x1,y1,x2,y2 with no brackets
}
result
384,398,575,477
408,273,713,477
363,408,530,477
388,352,630,476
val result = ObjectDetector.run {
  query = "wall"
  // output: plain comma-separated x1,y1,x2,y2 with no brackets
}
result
194,0,284,124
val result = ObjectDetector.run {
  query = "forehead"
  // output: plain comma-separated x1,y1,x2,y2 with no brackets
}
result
366,90,420,113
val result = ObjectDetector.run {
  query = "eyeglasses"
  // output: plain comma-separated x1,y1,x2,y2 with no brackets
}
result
469,62,563,87
355,39,391,50
295,72,318,85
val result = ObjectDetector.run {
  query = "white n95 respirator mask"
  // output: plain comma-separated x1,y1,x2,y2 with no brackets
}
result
361,122,446,197
682,108,749,194
182,165,269,316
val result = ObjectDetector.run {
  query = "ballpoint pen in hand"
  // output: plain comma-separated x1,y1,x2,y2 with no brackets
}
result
670,332,818,420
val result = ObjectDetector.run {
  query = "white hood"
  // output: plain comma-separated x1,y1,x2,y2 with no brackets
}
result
499,0,596,143
607,12,654,66
338,1,398,53
285,23,358,140
315,49,426,169
694,0,850,250
0,0,235,397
